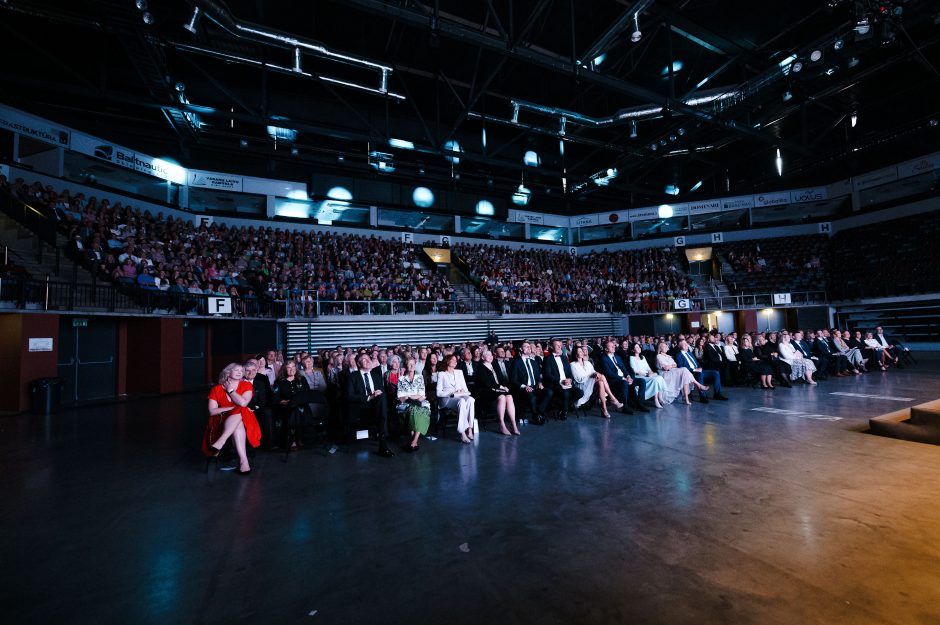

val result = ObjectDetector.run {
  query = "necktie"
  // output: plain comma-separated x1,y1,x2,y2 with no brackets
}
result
688,352,698,368
525,359,535,385
363,372,373,395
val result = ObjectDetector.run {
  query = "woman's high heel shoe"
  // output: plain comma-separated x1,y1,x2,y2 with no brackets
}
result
207,444,222,457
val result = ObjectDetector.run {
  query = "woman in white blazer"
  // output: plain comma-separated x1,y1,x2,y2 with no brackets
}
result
778,333,817,385
436,353,476,443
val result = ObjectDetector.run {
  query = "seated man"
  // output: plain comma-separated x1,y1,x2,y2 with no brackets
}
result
243,359,275,449
509,341,546,425
702,332,730,386
456,347,479,394
345,354,394,458
675,340,727,403
597,340,642,414
801,331,828,380
539,339,583,421
873,326,904,368
814,329,850,376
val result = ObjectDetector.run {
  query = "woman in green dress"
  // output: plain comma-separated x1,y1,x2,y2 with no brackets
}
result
397,356,431,452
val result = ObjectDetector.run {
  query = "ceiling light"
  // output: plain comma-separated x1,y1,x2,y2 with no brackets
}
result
135,0,148,10
412,187,435,208
630,12,641,42
810,49,823,62
661,60,684,76
239,139,248,148
511,184,532,206
290,147,299,156
847,56,860,68
593,53,606,67
266,126,297,142
851,113,857,127
651,143,658,151
475,200,495,216
664,185,680,196
324,186,352,210
834,39,844,50
523,150,541,167
658,204,674,218
630,120,638,139
183,6,201,33
443,139,462,164
782,90,793,102
791,61,803,73
778,54,797,68
775,148,783,176
855,18,871,35
689,180,703,192
142,11,154,24
389,138,415,150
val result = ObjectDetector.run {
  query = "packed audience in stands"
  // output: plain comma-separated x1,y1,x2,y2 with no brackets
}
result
5,177,455,314
454,243,698,313
205,325,911,470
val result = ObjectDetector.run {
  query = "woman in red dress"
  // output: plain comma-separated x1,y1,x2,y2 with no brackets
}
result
204,363,261,475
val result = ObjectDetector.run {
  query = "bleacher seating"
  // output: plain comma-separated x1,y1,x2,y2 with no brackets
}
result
829,212,940,299
718,235,829,296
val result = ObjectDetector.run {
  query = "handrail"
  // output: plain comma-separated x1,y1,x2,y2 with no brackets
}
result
0,276,286,318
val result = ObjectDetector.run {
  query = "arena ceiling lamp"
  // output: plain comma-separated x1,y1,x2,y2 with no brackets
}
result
523,150,541,167
475,200,495,216
511,184,532,206
412,186,435,208
851,113,858,127
775,148,784,176
630,12,642,43
658,204,674,218
443,139,463,165
388,138,415,150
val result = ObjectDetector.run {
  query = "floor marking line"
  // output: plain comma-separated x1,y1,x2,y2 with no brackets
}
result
830,392,914,402
750,407,843,421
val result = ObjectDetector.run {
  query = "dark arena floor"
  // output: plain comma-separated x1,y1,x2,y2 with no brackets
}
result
3,357,940,625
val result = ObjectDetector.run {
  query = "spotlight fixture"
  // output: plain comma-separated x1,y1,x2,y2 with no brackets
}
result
809,49,823,62
135,0,148,10
658,204,674,218
791,61,804,73
847,56,860,68
651,143,658,151
290,147,299,156
782,90,793,102
851,113,858,127
174,81,185,93
239,139,249,148
775,148,783,176
669,134,677,142
677,127,686,136
511,184,532,206
855,18,871,35
337,153,345,163
834,39,845,51
630,12,642,43
183,7,201,33
142,11,154,24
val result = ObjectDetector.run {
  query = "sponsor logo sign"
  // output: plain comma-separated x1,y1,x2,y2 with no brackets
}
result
188,170,243,192
789,187,828,203
754,191,790,207
0,105,70,147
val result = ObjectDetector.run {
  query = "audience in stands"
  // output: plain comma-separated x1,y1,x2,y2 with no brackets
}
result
721,236,829,296
454,243,697,313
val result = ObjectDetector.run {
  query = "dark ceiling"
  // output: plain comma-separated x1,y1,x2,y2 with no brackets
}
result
2,0,939,214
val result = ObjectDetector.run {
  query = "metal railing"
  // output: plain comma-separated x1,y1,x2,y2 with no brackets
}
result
0,191,60,274
0,276,287,317
283,293,468,317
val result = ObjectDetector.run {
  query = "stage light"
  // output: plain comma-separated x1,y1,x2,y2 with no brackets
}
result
779,54,797,68
593,53,606,67
239,138,249,148
810,49,823,62
847,56,860,68
389,138,415,150
783,90,793,102
664,185,680,196
142,11,154,24
856,18,871,35
511,184,532,206
630,12,642,42
136,0,148,9
661,60,684,76
791,61,803,73
834,39,845,50
851,113,858,127
651,143,658,151
658,204,674,218
630,120,638,139
775,148,783,176
290,147,299,156
689,180,703,192
523,150,541,167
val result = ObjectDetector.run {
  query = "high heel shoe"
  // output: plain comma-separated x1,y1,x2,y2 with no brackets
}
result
207,444,222,457
601,408,611,418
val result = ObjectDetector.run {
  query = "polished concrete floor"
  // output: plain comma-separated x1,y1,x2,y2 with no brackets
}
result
3,357,940,625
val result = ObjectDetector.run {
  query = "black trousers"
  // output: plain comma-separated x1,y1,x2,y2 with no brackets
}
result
539,384,583,415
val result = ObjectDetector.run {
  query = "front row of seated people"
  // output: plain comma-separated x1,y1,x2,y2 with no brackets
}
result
203,327,909,467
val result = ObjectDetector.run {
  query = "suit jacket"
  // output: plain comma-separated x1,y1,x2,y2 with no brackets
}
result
249,373,273,411
346,367,384,405
675,350,703,372
456,360,478,387
792,340,811,358
703,343,726,369
494,359,512,386
510,356,542,388
476,365,506,395
542,353,574,388
813,337,833,358
598,352,631,381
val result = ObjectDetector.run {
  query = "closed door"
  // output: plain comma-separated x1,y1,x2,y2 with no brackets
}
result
57,317,116,404
182,321,207,389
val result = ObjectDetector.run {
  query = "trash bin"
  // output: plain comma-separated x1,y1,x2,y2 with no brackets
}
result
29,377,62,416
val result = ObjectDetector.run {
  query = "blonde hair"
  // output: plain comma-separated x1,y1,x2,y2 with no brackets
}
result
218,363,242,385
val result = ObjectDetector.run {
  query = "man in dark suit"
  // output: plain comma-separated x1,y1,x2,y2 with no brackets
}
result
598,340,641,414
244,359,276,449
702,332,730,386
345,354,394,457
540,339,583,421
795,331,826,380
493,346,513,386
509,341,545,425
873,326,904,367
814,329,849,376
456,348,478,393
675,340,727,402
